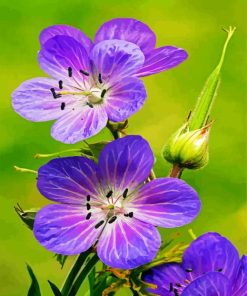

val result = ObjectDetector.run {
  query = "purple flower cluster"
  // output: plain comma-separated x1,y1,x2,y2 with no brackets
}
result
34,136,200,269
12,18,187,143
143,232,247,295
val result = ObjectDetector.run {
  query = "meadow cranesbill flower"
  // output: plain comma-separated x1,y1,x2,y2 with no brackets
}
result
143,232,247,295
33,136,200,269
12,18,187,144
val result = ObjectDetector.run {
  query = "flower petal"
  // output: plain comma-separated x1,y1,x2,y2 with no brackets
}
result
37,156,100,204
136,46,188,77
34,204,105,255
97,216,161,269
232,255,247,296
90,40,145,84
143,263,187,295
38,35,91,86
94,18,156,54
12,78,77,121
182,272,230,296
51,105,108,143
182,232,240,280
39,24,93,53
97,135,154,194
105,77,147,122
126,178,201,228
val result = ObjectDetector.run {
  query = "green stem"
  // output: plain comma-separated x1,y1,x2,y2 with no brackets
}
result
169,164,183,178
34,148,92,159
14,166,37,174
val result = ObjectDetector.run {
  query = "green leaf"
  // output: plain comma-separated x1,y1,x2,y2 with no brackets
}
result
54,254,68,269
26,264,41,296
87,141,109,159
48,280,62,296
88,267,96,296
15,204,38,230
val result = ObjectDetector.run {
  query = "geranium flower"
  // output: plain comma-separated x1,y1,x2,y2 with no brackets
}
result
12,18,187,144
33,136,200,269
143,232,247,295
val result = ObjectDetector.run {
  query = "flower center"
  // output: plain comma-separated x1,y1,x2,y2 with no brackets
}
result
88,87,104,104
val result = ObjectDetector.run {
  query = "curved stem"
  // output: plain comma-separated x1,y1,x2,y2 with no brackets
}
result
169,164,183,178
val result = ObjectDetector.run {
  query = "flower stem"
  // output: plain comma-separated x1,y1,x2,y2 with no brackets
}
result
34,148,92,159
169,164,183,178
14,166,37,174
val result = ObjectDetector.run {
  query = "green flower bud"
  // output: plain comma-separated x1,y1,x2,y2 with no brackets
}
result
163,123,211,169
15,204,38,230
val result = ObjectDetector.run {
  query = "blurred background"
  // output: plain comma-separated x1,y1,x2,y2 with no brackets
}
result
0,0,246,295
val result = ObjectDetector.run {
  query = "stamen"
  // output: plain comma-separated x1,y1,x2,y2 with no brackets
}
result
80,69,89,76
86,102,94,108
185,268,192,273
176,283,182,288
86,212,91,220
108,216,117,224
169,282,173,292
87,195,90,202
98,73,103,84
106,190,113,198
58,80,63,89
50,88,61,99
128,212,133,218
123,188,128,198
101,89,107,98
124,213,129,217
174,289,179,296
68,67,72,77
61,102,65,110
95,220,105,229
217,268,223,272
86,203,91,210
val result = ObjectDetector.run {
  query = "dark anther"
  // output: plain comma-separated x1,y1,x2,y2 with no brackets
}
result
128,212,133,218
174,289,179,296
217,268,223,272
95,220,105,229
87,102,94,108
106,190,113,198
86,203,91,210
50,88,61,99
80,69,89,76
169,282,173,292
185,268,192,273
86,212,91,220
176,283,182,288
58,80,63,89
101,89,107,98
108,216,117,224
68,67,72,77
87,195,90,202
98,73,102,84
123,188,128,198
124,213,129,217
61,102,66,110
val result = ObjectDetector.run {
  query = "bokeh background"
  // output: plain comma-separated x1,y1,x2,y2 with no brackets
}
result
0,0,246,295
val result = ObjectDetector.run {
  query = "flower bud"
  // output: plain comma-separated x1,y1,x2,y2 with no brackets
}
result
15,204,38,230
163,123,211,169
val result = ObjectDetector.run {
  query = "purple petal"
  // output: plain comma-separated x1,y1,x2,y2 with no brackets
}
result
97,216,161,269
12,78,77,121
182,232,240,281
34,204,105,255
143,263,187,295
182,272,230,296
136,46,188,77
232,256,247,296
51,105,108,143
37,156,100,204
38,35,91,86
126,178,201,228
90,40,144,84
94,18,156,54
105,77,147,122
97,135,154,193
39,24,93,53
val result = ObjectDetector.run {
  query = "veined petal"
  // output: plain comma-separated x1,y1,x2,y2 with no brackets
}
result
105,77,147,122
12,78,77,121
182,272,230,296
97,216,161,269
39,24,93,53
232,256,247,296
136,46,188,77
90,40,145,84
143,263,187,295
38,35,91,87
97,136,154,193
182,232,240,281
126,178,201,228
34,204,106,255
51,105,108,143
37,156,100,204
94,18,156,54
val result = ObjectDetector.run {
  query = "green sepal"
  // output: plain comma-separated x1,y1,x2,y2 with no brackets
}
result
48,280,62,296
26,264,42,296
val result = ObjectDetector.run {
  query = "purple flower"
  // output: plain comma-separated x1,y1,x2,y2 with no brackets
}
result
143,232,247,295
12,18,187,144
33,136,200,269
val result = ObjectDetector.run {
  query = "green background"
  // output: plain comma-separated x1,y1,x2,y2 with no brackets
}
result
0,0,246,295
